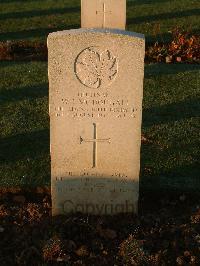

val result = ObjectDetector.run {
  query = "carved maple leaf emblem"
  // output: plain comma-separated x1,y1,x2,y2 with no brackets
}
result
75,47,118,89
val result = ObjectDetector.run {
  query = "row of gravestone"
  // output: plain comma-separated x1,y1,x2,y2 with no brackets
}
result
48,0,145,215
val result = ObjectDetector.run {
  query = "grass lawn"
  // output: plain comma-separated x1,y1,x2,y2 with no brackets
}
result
0,0,199,43
0,62,199,190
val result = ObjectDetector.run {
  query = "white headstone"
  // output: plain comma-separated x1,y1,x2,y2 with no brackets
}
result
81,0,126,30
48,28,145,215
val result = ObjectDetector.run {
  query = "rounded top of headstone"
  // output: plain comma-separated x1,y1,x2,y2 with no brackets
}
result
48,28,145,41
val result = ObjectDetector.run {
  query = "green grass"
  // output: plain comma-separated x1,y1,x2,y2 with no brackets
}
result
0,62,199,190
142,64,200,191
0,62,49,187
0,0,199,43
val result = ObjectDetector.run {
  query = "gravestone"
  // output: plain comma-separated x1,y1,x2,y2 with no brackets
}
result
81,0,126,30
48,2,145,216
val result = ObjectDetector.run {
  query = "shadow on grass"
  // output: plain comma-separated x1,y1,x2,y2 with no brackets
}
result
0,0,42,3
145,64,200,76
143,31,172,43
0,83,48,104
140,162,200,191
127,9,200,25
159,163,200,180
0,26,172,43
0,6,80,20
145,28,200,43
0,24,79,41
0,129,49,163
143,97,199,127
127,0,170,6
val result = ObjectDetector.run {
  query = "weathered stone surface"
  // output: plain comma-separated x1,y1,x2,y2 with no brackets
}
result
81,0,126,30
48,28,145,215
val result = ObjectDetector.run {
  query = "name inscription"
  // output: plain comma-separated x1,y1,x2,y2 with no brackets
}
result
53,92,137,119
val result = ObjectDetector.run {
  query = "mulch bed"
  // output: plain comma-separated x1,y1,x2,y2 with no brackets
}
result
0,30,199,64
0,189,200,265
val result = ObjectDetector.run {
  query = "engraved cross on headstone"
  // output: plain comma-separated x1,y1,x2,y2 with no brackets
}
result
96,2,112,28
80,123,111,168
81,0,126,30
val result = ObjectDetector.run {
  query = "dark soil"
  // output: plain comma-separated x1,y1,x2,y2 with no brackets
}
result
0,189,200,265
